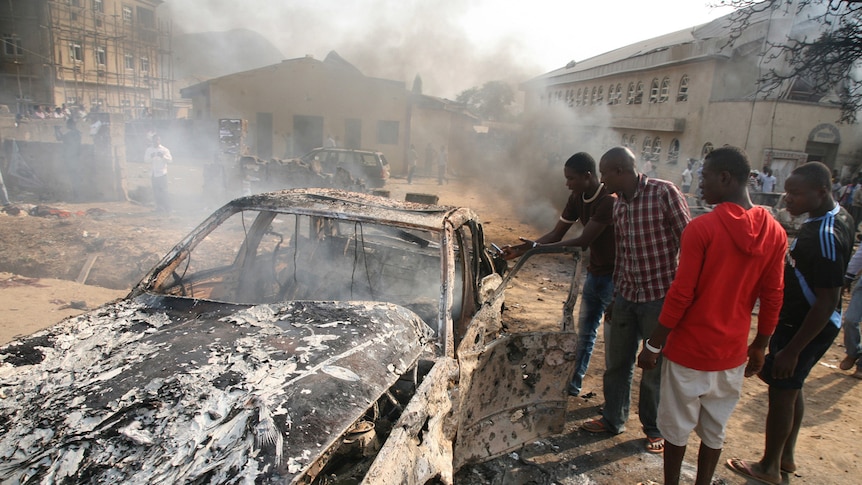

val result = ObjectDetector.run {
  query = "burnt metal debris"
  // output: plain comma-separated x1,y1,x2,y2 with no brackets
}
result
0,188,581,484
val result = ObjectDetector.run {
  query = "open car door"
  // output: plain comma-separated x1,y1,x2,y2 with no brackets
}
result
453,247,582,469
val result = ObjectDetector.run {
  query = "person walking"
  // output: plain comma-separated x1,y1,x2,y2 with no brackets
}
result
727,162,854,485
406,144,419,184
146,135,173,213
501,152,615,398
581,146,690,454
636,146,786,485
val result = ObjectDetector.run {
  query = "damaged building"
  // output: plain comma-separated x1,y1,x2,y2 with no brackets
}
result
522,3,862,188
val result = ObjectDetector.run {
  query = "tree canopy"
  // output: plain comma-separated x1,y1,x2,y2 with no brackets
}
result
455,81,516,121
717,0,862,123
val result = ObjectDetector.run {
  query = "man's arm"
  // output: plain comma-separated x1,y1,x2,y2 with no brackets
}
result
770,286,840,380
500,219,573,260
545,219,608,249
665,184,691,239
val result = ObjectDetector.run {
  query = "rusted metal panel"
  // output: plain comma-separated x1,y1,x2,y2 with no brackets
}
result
453,332,578,468
361,358,459,485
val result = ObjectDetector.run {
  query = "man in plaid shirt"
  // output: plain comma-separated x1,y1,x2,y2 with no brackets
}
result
581,146,690,453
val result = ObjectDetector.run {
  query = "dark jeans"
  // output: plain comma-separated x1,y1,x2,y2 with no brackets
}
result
600,295,664,437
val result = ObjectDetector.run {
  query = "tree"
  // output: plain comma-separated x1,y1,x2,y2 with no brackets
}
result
717,0,862,123
455,81,516,121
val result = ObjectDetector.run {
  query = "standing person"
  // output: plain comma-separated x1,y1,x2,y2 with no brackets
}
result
501,152,616,397
727,162,854,485
437,145,448,185
55,118,81,201
146,135,173,213
581,146,690,453
759,167,777,193
681,161,693,194
636,146,786,485
839,244,862,379
406,144,419,184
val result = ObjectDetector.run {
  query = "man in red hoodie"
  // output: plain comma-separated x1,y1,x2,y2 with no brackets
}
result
636,146,787,485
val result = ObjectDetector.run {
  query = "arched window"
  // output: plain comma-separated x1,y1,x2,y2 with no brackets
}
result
629,136,637,149
634,82,644,104
701,142,714,158
591,86,597,105
621,134,628,146
659,77,670,103
596,86,604,104
677,75,690,102
568,89,575,108
649,78,660,103
627,82,635,104
642,137,652,160
615,83,623,104
668,139,680,164
607,84,615,105
652,137,662,161
582,88,589,106
576,88,582,106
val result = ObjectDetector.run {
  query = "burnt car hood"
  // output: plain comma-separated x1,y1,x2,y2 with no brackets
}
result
0,294,434,484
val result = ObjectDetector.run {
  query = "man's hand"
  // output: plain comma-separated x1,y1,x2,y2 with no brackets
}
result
744,346,765,377
500,243,528,260
637,346,659,370
771,348,799,380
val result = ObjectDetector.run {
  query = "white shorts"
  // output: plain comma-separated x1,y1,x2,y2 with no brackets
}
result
657,359,745,449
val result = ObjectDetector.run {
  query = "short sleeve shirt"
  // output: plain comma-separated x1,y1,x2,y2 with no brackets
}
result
560,186,616,276
780,204,854,328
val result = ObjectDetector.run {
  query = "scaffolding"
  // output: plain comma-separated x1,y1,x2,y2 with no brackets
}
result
0,0,173,118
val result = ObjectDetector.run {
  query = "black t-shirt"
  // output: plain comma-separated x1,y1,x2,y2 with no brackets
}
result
780,205,854,328
560,186,616,276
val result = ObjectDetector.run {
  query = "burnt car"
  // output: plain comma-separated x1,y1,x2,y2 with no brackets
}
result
301,148,391,188
0,189,579,484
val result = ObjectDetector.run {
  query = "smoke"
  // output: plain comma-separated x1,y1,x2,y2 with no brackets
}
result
163,0,543,98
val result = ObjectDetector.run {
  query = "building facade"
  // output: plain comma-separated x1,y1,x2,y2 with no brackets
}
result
0,0,173,119
522,5,862,189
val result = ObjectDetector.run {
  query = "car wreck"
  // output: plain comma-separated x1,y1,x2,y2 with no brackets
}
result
0,188,580,484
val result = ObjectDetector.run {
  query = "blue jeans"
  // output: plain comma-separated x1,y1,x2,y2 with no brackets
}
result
844,280,862,370
600,295,664,437
568,272,614,396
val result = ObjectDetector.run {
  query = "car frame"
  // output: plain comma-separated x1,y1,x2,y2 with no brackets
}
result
0,188,579,484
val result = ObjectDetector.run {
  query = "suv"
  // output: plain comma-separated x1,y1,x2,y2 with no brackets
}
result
301,147,391,188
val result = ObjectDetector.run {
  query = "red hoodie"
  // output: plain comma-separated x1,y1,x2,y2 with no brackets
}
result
660,203,786,371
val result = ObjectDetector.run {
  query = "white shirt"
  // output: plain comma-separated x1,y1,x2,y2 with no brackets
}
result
146,144,173,177
759,174,776,193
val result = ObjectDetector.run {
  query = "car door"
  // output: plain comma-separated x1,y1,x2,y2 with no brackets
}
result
452,237,581,469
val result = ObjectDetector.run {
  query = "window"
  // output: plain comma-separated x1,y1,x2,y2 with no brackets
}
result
596,86,603,104
629,136,636,149
69,41,83,62
667,139,680,164
95,46,106,65
140,56,149,73
377,120,399,145
122,5,132,22
642,137,652,160
136,7,155,28
66,96,78,105
659,77,670,103
652,137,662,161
649,78,660,103
581,88,589,106
124,53,134,70
701,142,714,158
677,75,689,102
121,99,131,108
69,0,80,21
621,134,628,146
93,0,103,13
634,82,644,104
615,83,622,104
607,84,615,105
627,82,635,104
2,34,23,56
567,89,574,108
576,88,581,106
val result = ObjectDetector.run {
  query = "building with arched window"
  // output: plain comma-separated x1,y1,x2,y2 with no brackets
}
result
521,4,862,187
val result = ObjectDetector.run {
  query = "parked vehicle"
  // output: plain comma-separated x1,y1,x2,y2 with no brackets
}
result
300,147,391,188
0,188,579,484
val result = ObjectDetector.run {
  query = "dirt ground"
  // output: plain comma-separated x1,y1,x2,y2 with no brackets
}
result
0,164,859,484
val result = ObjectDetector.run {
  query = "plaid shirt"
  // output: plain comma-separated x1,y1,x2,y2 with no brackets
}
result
614,175,690,302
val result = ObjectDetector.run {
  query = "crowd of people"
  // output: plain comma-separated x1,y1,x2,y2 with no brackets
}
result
502,146,855,485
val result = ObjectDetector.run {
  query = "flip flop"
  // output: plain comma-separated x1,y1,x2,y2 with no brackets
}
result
725,458,780,485
645,436,664,453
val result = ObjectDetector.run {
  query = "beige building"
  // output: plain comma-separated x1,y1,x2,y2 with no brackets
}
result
522,5,862,189
0,0,173,118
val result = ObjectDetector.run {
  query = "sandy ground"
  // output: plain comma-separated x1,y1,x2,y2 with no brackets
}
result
0,165,860,484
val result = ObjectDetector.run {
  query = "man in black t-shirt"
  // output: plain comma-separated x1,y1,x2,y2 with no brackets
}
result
727,162,854,485
501,152,616,397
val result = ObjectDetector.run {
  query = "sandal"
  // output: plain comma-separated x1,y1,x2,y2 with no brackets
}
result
645,436,665,453
581,418,612,434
